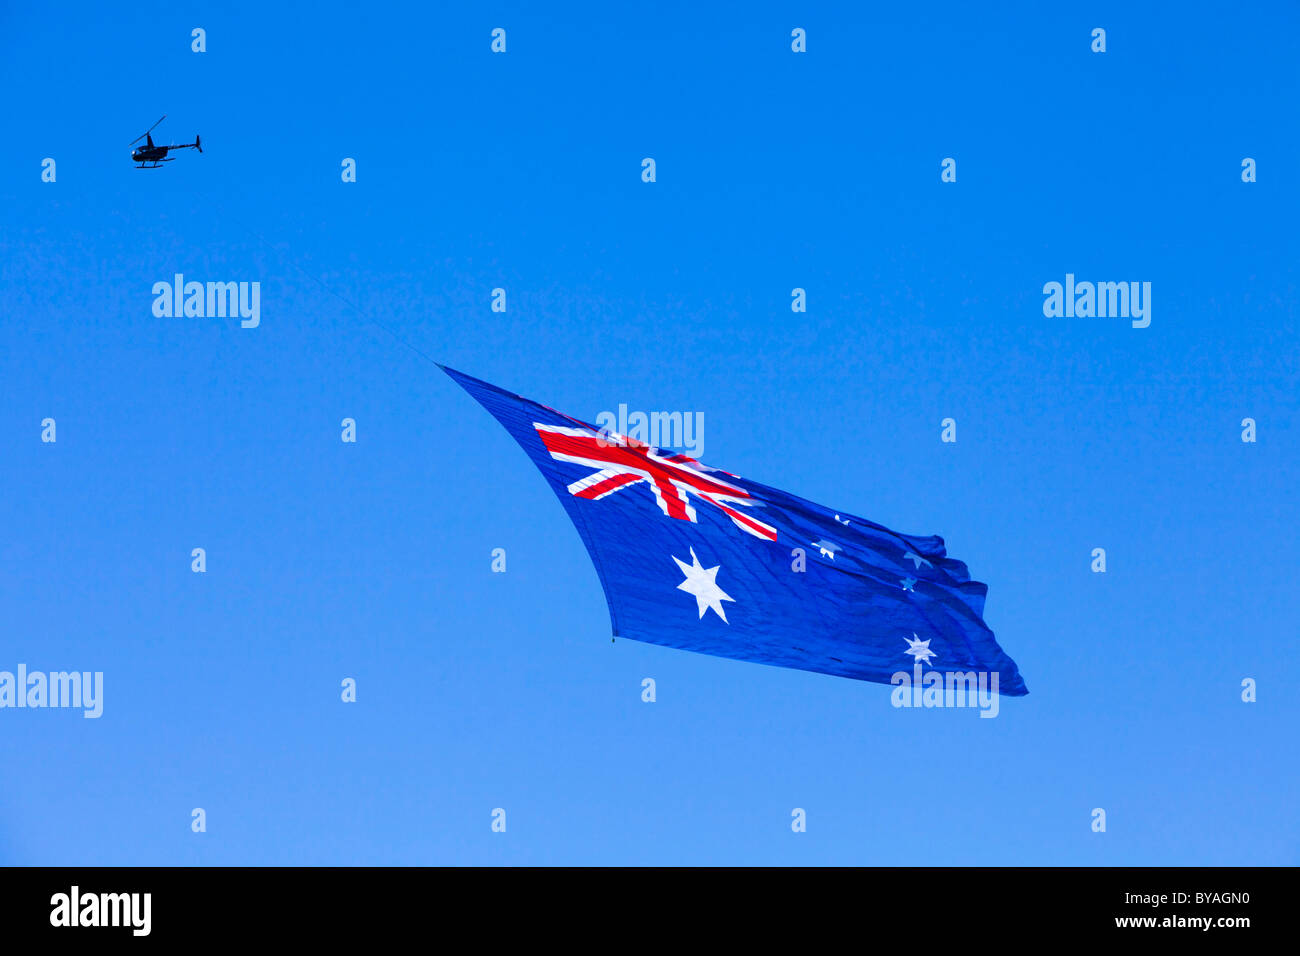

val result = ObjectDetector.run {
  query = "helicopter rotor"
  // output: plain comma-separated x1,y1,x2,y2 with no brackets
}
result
128,115,167,147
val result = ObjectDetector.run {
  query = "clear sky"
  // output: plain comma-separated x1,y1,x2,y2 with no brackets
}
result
1,1,1296,865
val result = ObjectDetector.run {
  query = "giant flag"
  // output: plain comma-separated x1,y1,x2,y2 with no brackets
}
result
445,367,1027,696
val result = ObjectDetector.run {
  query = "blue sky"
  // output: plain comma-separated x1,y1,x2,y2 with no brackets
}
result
1,1,1296,865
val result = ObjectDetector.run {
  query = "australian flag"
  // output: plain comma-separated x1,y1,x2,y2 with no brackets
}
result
445,367,1027,696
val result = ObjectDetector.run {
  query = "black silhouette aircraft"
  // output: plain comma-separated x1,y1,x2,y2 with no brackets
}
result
129,115,201,168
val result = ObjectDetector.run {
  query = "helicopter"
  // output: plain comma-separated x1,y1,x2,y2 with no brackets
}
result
129,115,201,168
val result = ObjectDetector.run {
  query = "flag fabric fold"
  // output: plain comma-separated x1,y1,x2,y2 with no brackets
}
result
444,366,1027,696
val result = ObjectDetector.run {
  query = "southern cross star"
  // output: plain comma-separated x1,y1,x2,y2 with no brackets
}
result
672,547,735,623
812,539,841,560
903,633,937,665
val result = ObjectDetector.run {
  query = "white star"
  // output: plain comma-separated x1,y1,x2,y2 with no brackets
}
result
672,547,735,623
904,633,937,665
812,539,841,559
903,550,933,570
900,576,917,592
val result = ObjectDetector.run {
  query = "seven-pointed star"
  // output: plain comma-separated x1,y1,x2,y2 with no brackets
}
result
672,547,735,623
904,633,937,665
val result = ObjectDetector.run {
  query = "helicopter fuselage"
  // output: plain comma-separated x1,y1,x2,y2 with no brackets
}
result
129,121,200,167
129,116,200,168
